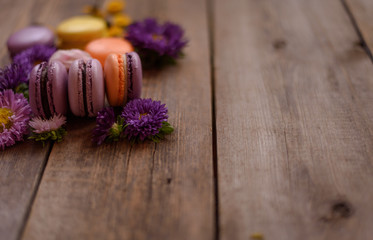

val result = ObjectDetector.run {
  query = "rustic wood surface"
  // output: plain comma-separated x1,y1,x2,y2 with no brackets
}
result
0,0,372,239
0,142,50,240
22,0,214,239
214,0,373,239
0,0,60,239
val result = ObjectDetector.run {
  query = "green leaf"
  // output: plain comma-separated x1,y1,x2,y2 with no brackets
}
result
151,136,160,143
104,118,128,144
28,127,67,146
14,83,29,100
159,122,174,134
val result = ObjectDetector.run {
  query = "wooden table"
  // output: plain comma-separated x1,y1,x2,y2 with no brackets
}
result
1,0,373,239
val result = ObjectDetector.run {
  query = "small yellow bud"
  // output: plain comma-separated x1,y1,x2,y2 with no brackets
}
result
106,0,125,14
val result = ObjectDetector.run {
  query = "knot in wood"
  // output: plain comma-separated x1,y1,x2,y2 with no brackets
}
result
331,201,352,219
273,39,287,49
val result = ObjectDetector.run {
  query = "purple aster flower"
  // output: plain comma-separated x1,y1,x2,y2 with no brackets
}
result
29,114,66,133
121,98,173,142
0,63,28,91
126,18,188,68
29,114,67,145
92,107,125,145
0,90,32,150
13,44,56,74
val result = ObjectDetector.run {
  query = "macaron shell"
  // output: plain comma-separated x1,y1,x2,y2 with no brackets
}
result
49,49,92,70
68,60,84,116
85,38,134,66
7,26,55,56
58,41,90,50
57,16,106,43
104,54,127,106
29,63,44,117
29,61,68,117
49,61,68,115
86,59,104,116
127,52,142,100
68,59,105,117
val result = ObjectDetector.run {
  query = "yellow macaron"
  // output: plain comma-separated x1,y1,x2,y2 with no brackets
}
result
57,16,107,49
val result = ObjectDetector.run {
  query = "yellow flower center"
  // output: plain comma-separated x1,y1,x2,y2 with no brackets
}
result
139,113,148,120
113,14,132,27
152,34,164,41
0,108,13,132
108,26,124,37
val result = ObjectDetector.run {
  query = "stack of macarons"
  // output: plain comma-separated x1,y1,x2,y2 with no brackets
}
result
56,16,135,54
7,23,142,118
29,51,142,118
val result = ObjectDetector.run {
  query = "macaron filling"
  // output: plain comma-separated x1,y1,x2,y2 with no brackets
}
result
78,60,88,116
77,59,95,116
126,53,134,100
117,54,126,106
85,60,94,116
36,62,54,118
47,65,56,116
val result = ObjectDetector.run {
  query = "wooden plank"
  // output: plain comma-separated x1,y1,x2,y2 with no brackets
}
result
213,0,373,239
22,0,214,239
0,142,50,240
0,0,33,65
344,0,373,53
0,0,59,239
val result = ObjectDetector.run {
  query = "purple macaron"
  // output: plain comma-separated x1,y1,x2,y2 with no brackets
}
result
68,59,105,117
29,61,68,118
7,26,55,57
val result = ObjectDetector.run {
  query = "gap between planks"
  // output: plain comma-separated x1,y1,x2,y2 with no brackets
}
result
16,143,54,240
341,0,373,62
206,0,220,239
13,0,107,239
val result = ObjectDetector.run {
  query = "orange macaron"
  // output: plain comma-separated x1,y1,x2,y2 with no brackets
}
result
85,37,134,66
104,52,142,106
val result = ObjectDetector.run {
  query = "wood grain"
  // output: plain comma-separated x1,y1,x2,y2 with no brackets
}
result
0,141,50,240
22,0,214,239
213,0,373,239
344,0,373,53
0,0,33,65
0,0,59,239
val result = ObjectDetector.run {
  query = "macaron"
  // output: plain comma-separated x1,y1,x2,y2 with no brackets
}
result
29,61,68,118
85,37,134,66
7,26,55,57
68,59,105,117
104,52,142,106
57,16,107,49
49,49,92,70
